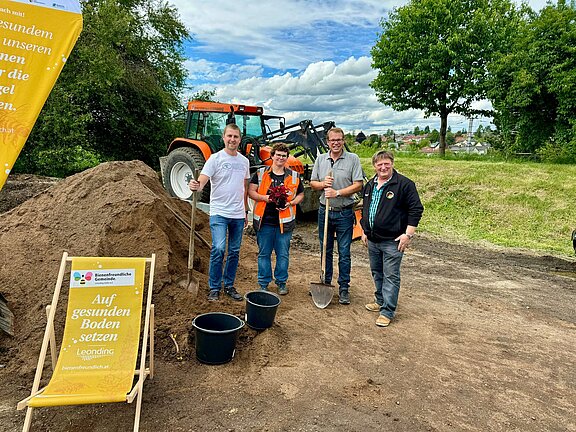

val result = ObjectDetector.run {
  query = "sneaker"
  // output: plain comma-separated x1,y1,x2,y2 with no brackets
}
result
376,315,391,327
338,290,350,305
207,290,220,301
224,286,243,301
278,285,288,295
259,285,269,291
365,302,381,312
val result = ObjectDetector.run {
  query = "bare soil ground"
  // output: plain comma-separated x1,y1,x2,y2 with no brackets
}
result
0,162,575,432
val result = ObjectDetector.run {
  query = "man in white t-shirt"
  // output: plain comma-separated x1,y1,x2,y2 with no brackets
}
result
189,124,250,301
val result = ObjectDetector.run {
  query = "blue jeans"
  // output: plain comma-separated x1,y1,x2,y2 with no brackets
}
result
208,215,245,291
256,224,293,289
368,239,404,319
318,206,354,291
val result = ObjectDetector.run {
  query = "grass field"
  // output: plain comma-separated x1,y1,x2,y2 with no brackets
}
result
360,156,576,257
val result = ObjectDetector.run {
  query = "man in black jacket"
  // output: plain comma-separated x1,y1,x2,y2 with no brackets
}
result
360,151,424,327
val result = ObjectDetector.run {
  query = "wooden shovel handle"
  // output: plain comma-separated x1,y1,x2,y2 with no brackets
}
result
320,170,333,282
188,169,200,270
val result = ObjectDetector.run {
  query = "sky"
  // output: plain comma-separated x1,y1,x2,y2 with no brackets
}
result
171,0,550,135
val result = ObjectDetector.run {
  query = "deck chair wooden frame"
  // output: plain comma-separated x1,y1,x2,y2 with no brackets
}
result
17,252,156,432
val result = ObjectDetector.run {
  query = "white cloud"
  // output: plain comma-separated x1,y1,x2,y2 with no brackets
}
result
174,0,544,133
184,59,263,83
191,56,428,133
193,55,493,134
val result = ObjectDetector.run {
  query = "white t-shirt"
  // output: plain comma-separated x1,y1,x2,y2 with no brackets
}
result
201,150,250,218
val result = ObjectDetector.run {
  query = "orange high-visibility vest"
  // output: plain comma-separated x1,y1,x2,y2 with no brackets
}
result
253,167,300,233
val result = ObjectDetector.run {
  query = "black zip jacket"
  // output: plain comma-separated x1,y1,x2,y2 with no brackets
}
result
360,170,424,242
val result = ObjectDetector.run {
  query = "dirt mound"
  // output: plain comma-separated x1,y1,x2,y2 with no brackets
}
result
0,174,60,214
0,160,258,375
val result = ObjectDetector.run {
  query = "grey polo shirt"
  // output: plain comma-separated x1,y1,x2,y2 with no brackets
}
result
311,150,364,207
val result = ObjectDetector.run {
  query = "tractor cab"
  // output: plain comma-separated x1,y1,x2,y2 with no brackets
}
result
184,101,267,156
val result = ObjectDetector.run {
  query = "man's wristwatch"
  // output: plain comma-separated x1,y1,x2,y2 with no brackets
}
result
405,233,414,240
336,190,341,197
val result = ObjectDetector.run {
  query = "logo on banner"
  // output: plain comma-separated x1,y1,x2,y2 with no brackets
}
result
70,269,135,287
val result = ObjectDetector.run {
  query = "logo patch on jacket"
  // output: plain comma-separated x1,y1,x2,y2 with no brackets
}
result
386,191,394,199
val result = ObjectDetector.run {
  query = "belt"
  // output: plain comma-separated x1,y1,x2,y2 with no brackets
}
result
320,203,354,212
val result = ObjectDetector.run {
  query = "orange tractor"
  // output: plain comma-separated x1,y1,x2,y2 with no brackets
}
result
160,100,335,213
160,100,364,238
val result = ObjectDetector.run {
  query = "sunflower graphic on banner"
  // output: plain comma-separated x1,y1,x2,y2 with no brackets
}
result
0,0,82,191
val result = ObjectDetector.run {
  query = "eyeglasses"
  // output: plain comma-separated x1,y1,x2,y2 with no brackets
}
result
274,153,288,158
327,139,344,143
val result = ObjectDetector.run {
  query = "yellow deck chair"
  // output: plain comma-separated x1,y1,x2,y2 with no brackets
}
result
17,252,156,432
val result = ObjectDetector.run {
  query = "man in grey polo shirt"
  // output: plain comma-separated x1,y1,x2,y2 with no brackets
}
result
310,127,364,304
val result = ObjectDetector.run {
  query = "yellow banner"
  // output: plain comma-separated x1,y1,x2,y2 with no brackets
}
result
0,0,82,191
28,256,147,407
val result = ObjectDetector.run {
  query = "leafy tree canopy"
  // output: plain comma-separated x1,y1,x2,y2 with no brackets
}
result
487,1,576,162
370,0,520,155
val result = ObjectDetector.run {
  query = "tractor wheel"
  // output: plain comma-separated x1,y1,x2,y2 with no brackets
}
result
163,147,210,202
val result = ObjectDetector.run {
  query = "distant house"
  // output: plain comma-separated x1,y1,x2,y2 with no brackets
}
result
421,146,440,155
397,133,430,145
449,141,491,155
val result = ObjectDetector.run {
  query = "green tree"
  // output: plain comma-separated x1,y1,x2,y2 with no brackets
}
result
487,1,576,162
189,89,217,102
413,126,421,135
446,130,456,146
367,134,381,145
475,124,485,139
370,0,520,156
345,133,355,146
17,0,189,176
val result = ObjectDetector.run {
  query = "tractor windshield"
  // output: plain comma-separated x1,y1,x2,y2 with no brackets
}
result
235,114,264,138
196,112,264,140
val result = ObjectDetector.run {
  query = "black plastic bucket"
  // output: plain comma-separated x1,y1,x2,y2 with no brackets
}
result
192,312,245,364
245,290,281,330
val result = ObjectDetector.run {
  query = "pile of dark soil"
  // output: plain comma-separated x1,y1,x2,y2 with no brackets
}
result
0,174,59,214
0,161,256,375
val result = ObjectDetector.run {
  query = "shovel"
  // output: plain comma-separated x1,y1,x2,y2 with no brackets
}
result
310,194,335,309
186,169,200,296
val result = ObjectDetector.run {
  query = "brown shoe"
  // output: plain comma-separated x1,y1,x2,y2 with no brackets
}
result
376,315,391,327
365,302,380,312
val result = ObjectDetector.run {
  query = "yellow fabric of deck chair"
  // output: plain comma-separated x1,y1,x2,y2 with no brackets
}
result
18,252,156,432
